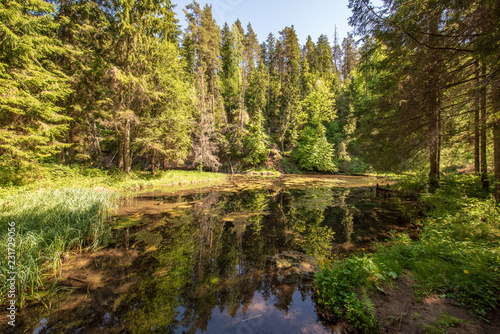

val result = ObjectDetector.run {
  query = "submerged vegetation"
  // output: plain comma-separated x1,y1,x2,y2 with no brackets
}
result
315,174,500,331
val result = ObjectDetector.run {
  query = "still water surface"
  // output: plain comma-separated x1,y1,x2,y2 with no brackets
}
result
32,175,414,333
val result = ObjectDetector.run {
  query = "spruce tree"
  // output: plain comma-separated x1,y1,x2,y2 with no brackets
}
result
277,26,304,152
0,0,71,182
185,2,222,171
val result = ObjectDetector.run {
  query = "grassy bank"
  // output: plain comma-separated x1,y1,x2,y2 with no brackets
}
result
315,174,500,332
0,189,115,307
0,164,227,198
0,164,227,307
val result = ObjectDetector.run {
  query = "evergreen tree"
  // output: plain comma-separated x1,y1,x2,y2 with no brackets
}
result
293,124,336,172
316,34,333,79
0,0,71,182
277,26,305,152
185,1,222,171
243,60,270,167
341,33,358,82
102,0,181,173
304,35,317,72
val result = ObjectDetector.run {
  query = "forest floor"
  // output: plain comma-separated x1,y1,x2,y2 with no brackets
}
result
369,175,500,334
370,273,500,334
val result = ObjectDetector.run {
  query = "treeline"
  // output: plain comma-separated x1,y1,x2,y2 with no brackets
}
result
0,0,361,185
2,0,500,199
347,0,500,198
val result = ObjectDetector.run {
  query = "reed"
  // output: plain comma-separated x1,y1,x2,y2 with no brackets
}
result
0,188,115,307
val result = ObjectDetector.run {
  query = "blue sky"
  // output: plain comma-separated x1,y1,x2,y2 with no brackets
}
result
173,0,355,46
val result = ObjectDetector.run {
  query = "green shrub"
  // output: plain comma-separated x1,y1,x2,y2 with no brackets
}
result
293,124,337,173
315,255,388,332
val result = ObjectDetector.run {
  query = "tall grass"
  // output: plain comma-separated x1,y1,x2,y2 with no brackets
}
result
0,189,115,307
0,164,226,307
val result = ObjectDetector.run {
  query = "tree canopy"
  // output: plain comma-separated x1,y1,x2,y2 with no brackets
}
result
2,0,500,199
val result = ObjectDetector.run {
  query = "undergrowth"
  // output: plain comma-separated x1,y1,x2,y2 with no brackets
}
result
315,173,500,331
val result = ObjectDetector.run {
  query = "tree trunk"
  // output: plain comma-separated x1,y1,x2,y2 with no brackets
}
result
428,84,440,191
58,149,65,164
437,94,442,174
201,71,206,122
480,63,489,189
474,61,480,174
493,122,500,202
67,125,75,164
151,150,156,176
492,71,500,201
240,65,247,128
117,128,124,170
93,121,104,164
123,118,131,173
427,15,440,192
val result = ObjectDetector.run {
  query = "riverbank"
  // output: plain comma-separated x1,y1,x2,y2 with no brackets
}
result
0,165,227,309
0,164,228,198
315,173,500,332
0,173,396,333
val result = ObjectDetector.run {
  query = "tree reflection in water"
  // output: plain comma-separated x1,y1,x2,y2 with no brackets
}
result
104,184,407,333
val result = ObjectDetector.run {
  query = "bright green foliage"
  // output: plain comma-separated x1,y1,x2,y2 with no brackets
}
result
303,36,316,73
370,193,500,318
293,124,337,172
243,62,270,166
246,61,268,119
316,174,500,330
185,3,222,171
292,78,337,172
107,0,183,173
221,23,242,123
134,41,196,173
315,34,334,82
0,0,71,180
303,79,336,125
315,256,380,332
277,26,305,151
243,116,269,166
3,0,500,182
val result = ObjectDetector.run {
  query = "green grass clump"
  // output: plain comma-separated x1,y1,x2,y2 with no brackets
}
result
315,255,389,332
0,189,115,307
421,312,465,334
375,178,500,317
0,165,226,308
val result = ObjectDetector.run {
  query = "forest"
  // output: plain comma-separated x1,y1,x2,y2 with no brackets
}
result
2,0,500,331
2,0,498,197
